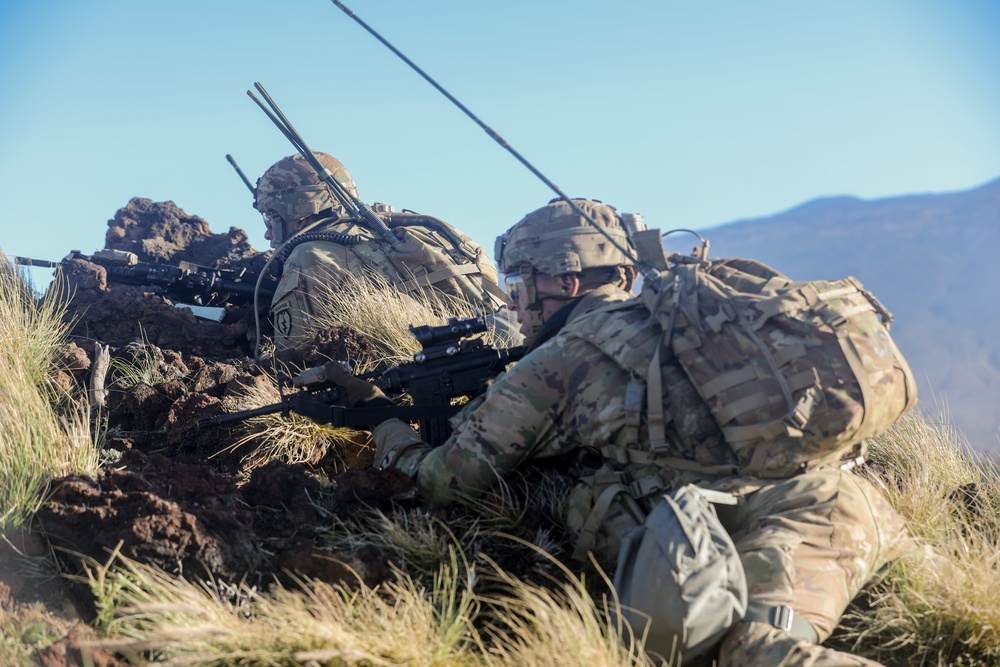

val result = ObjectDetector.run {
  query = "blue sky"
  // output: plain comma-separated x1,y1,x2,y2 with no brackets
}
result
2,0,998,268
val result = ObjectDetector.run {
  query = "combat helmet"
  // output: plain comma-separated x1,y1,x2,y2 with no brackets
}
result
496,198,638,338
254,151,359,225
495,198,637,277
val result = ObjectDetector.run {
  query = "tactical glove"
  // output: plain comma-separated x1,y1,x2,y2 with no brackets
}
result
293,361,389,408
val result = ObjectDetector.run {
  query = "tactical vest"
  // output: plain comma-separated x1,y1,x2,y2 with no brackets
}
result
568,246,918,479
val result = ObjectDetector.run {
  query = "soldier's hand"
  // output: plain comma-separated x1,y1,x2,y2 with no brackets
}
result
294,361,388,407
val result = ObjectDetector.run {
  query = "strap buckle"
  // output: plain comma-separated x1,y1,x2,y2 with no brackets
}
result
770,605,794,633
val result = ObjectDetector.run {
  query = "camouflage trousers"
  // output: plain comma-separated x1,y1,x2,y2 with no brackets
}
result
710,468,911,667
719,621,884,667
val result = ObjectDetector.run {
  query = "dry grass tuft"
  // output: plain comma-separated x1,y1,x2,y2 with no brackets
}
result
214,378,372,473
840,410,1000,666
84,541,653,667
306,271,512,371
85,545,482,666
0,253,96,532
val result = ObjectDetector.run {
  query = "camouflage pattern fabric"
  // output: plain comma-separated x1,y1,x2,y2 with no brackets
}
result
650,257,918,478
269,212,519,350
269,219,378,350
373,283,913,665
720,621,885,666
710,468,910,665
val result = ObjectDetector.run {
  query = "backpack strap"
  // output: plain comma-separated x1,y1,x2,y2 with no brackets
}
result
395,262,482,293
571,470,646,562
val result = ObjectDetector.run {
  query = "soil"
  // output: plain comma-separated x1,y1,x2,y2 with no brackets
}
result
2,198,481,666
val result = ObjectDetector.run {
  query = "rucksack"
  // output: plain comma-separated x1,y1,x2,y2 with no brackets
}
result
361,207,510,310
276,205,509,310
591,231,918,478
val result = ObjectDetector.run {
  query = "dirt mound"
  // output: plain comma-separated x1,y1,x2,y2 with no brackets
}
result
105,197,258,269
14,199,406,624
8,198,570,665
36,454,400,589
38,459,265,583
55,197,275,358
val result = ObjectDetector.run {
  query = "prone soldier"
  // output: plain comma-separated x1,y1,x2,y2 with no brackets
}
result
253,151,520,350
315,198,914,665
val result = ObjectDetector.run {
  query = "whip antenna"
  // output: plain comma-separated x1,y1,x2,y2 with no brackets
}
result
247,82,400,246
226,154,256,195
329,0,660,288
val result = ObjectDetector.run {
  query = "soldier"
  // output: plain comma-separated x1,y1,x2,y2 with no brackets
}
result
318,198,912,665
253,151,518,350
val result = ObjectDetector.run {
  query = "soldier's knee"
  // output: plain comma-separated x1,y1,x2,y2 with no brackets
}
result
718,620,794,666
717,620,886,667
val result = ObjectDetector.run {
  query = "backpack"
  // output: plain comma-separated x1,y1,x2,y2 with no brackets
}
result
379,208,510,308
595,231,918,478
276,205,509,310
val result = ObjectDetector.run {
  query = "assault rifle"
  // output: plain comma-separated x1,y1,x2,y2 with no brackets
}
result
197,315,527,446
15,249,274,308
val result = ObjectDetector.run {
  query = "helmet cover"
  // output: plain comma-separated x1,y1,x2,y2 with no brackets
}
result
254,152,359,223
495,198,636,276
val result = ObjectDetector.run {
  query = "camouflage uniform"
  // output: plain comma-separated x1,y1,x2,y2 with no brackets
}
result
373,257,911,665
256,152,517,351
269,212,515,350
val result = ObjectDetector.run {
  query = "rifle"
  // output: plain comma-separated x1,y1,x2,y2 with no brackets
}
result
197,315,527,446
15,249,275,308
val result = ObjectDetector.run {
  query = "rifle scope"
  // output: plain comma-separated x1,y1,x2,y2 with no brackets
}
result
409,315,487,350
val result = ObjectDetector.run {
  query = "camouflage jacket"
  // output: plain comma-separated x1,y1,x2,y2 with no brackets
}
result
270,211,518,350
374,284,737,505
373,282,913,588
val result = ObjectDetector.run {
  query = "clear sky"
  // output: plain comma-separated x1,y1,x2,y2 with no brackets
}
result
2,0,998,268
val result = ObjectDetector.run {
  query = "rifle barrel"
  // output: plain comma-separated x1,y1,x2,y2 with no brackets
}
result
13,257,59,268
196,400,289,428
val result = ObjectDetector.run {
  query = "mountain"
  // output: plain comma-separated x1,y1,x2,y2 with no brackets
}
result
669,177,1000,453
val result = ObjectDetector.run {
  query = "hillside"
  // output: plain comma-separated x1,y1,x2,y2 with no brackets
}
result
674,177,1000,453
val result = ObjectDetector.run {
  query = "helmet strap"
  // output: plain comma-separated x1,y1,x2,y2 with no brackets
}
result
271,216,286,246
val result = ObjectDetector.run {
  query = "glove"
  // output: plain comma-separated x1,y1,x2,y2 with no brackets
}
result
294,361,389,407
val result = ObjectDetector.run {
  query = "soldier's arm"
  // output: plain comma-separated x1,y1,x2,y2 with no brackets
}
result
270,243,362,347
373,345,573,505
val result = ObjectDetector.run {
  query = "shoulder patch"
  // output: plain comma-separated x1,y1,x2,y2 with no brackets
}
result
273,302,293,338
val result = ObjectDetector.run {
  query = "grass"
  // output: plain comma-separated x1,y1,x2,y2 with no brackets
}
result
82,545,485,666
0,252,100,666
0,253,97,533
836,411,1000,666
107,327,177,387
81,542,650,667
0,596,74,667
216,377,373,472
305,270,513,371
4,247,1000,666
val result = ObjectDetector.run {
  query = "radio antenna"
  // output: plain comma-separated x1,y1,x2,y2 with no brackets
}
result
328,0,660,288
